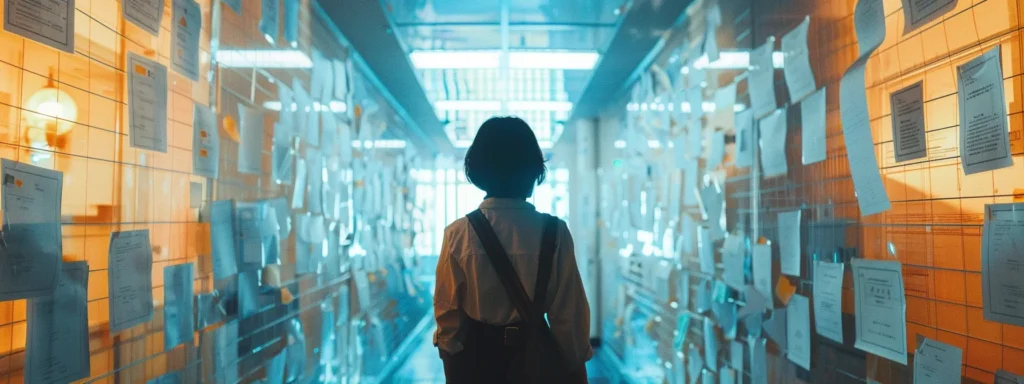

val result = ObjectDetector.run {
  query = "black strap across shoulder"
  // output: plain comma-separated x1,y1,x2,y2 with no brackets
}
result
466,209,558,326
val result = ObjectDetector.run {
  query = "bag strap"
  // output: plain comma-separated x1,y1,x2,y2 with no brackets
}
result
532,214,559,314
467,210,537,324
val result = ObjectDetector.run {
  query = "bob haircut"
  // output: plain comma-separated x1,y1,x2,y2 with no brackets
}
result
464,116,547,199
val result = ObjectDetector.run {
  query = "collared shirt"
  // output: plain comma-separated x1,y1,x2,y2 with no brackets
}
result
433,198,594,366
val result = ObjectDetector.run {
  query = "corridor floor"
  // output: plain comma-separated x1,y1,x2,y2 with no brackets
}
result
390,327,619,383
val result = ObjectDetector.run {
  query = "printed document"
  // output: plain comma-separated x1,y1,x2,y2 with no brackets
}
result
0,159,63,300
735,110,755,168
786,294,811,370
108,230,155,332
890,81,928,162
171,0,201,81
163,263,194,350
4,0,75,52
750,37,778,119
958,46,1013,175
777,210,802,276
750,338,768,384
709,131,725,170
759,108,788,178
913,337,962,384
782,16,816,103
128,53,169,152
259,0,279,44
813,261,845,343
801,87,827,165
713,83,736,129
193,104,220,178
723,234,746,289
210,200,239,280
852,258,907,364
123,0,164,36
981,203,1024,326
699,226,715,275
238,103,264,175
25,261,89,384
752,244,773,299
902,0,957,33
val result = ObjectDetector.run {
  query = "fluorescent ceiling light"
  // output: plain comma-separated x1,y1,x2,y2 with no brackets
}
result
434,100,502,111
263,100,348,113
508,51,599,70
410,51,501,69
614,140,663,149
352,140,406,149
507,101,573,112
687,51,785,70
216,49,313,68
455,139,553,149
627,102,747,113
410,50,600,70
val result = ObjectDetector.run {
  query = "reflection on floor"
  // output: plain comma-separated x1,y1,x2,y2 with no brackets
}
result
390,327,619,383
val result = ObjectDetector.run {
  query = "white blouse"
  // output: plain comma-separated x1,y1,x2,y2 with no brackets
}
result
433,198,594,366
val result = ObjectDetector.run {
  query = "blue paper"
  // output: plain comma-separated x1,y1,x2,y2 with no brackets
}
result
164,263,195,350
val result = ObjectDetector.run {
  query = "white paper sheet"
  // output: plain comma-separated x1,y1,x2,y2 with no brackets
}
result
786,294,811,370
259,0,279,43
723,234,746,289
237,270,260,318
709,131,725,170
852,258,907,365
333,60,349,100
958,46,1013,175
171,0,201,81
189,181,202,208
782,17,816,103
750,338,768,384
913,337,962,384
699,226,715,276
752,244,773,299
339,121,354,166
762,307,788,350
213,321,239,383
128,53,169,153
123,0,164,36
238,103,264,174
759,108,789,178
801,87,827,165
0,159,63,300
683,158,699,206
306,149,324,214
292,156,307,209
108,230,155,332
778,210,802,276
688,87,704,123
902,0,957,33
210,200,238,280
750,37,778,119
704,3,721,62
163,263,194,350
890,81,928,162
5,0,75,52
739,285,769,318
687,343,703,383
813,261,845,343
841,0,891,216
195,292,224,329
735,110,755,168
704,317,719,371
236,202,263,265
193,104,220,178
981,203,1024,326
25,261,89,384
996,369,1024,384
713,83,736,129
292,80,311,144
283,0,298,46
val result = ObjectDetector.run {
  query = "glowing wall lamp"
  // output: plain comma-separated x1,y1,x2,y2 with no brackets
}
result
24,69,77,150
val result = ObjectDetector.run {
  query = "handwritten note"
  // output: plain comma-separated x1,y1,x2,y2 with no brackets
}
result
108,230,155,332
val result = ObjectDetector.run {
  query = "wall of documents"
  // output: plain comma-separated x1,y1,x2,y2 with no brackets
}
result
0,0,425,382
593,0,1024,382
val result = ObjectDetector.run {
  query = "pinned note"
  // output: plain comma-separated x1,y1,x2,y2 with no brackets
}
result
25,262,89,384
722,234,746,289
172,0,201,81
958,46,1013,175
333,60,349,100
704,318,719,371
913,337,962,384
750,338,768,384
699,226,715,275
982,203,1024,326
709,131,726,170
283,0,299,46
782,16,816,103
734,110,755,168
890,81,928,162
713,83,737,129
786,294,811,370
0,159,63,301
128,53,169,153
108,230,155,332
749,37,778,119
193,104,220,178
123,0,164,36
752,244,773,299
759,108,789,179
902,0,958,33
801,87,827,165
306,149,324,214
813,261,846,343
210,200,239,280
238,104,265,175
164,263,195,350
778,210,802,276
852,258,908,365
259,0,280,44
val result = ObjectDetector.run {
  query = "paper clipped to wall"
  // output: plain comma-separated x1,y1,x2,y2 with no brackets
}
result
957,46,1013,175
901,0,958,34
123,0,164,36
852,258,907,365
163,263,195,350
781,16,816,103
25,261,90,384
108,230,155,332
0,159,64,301
758,108,788,178
749,37,778,119
752,243,773,300
734,110,755,168
839,0,891,216
777,210,802,276
238,103,265,175
128,53,169,153
801,87,827,165
786,293,811,370
981,203,1024,327
890,81,928,162
193,104,221,178
913,337,962,384
813,260,845,343
172,0,202,81
259,0,280,44
4,0,76,53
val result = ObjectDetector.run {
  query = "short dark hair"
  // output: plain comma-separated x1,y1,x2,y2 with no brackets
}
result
464,117,547,198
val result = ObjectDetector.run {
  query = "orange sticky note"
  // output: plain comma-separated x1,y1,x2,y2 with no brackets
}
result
776,276,797,305
134,64,148,76
199,149,208,157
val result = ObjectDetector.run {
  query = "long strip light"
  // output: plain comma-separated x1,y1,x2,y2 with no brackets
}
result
410,50,600,70
263,101,348,113
686,51,785,70
454,139,554,149
216,49,314,68
626,102,747,113
352,140,406,149
614,140,665,149
434,100,573,112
